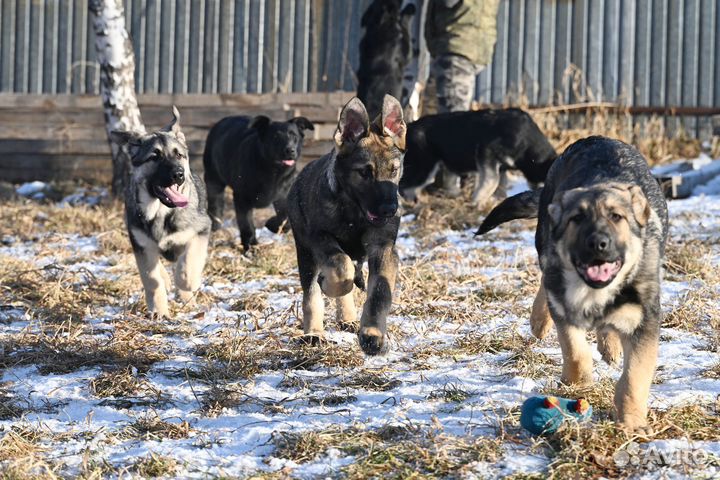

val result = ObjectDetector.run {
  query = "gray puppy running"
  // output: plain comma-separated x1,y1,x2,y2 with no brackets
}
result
111,107,211,318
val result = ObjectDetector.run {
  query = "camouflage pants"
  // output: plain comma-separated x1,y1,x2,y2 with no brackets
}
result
426,54,479,113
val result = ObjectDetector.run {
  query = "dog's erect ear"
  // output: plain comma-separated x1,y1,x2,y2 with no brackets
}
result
380,94,406,150
629,185,650,226
249,115,272,135
109,130,141,147
163,106,186,144
334,97,369,149
289,116,315,133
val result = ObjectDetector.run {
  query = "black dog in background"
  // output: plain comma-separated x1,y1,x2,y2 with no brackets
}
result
356,0,415,119
399,108,557,205
203,115,314,251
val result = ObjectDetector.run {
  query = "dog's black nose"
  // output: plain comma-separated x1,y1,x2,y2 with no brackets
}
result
587,232,611,253
284,148,296,158
377,202,398,218
171,167,185,185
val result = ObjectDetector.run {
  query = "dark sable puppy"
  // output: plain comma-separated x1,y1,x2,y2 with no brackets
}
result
203,115,314,250
477,136,668,432
287,95,406,355
399,108,557,205
111,107,211,319
356,0,415,119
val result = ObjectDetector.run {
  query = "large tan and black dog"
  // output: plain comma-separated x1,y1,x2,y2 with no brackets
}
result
112,107,211,318
287,95,406,355
477,136,668,430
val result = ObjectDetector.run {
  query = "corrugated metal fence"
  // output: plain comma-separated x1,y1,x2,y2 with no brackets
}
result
1,0,719,133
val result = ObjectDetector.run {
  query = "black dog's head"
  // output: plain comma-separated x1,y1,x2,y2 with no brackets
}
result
332,95,406,226
548,183,651,289
361,0,416,33
111,106,191,208
248,116,314,168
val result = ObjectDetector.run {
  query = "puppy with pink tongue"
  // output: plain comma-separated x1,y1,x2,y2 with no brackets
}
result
478,136,668,432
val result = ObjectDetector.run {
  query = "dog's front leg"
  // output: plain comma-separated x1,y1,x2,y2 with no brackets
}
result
556,322,594,386
175,233,209,304
614,305,659,432
296,243,324,339
233,197,257,251
358,243,398,355
133,243,170,318
530,279,553,339
315,236,355,299
266,198,290,234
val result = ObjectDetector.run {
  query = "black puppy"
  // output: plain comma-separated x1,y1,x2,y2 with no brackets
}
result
399,108,557,205
203,115,314,250
287,95,406,355
356,0,415,119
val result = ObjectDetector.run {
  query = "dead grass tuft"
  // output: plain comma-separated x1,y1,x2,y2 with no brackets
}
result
0,322,169,375
123,415,191,441
664,287,720,332
130,453,178,478
90,366,162,400
340,371,402,391
272,424,503,477
428,383,474,403
665,240,718,281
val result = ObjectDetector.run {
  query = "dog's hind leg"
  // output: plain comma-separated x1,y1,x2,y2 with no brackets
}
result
556,323,594,386
297,244,325,339
134,245,170,319
204,168,226,231
358,243,398,355
530,282,553,340
471,161,501,206
175,233,209,304
614,309,659,432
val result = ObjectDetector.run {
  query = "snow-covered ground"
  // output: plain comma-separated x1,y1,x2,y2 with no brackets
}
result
1,173,720,479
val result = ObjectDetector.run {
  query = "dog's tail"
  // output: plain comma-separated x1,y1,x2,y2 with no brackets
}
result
475,189,542,235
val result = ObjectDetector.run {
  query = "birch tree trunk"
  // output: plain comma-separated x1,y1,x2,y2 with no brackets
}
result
89,0,145,197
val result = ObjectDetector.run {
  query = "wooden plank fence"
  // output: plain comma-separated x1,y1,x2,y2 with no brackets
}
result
0,92,353,183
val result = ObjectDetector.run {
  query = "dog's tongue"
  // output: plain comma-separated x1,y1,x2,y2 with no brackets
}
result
164,185,188,208
282,159,296,166
585,261,620,283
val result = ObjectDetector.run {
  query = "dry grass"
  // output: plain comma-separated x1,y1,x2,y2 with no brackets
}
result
665,240,719,282
0,322,169,375
130,453,178,478
122,415,191,441
663,286,720,332
90,366,163,400
272,424,503,477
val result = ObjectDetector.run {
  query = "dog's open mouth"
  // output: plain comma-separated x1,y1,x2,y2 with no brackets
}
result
281,159,296,167
153,184,189,208
575,258,623,287
365,210,388,226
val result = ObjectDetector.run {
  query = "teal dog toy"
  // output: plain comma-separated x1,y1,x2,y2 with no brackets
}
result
520,396,592,435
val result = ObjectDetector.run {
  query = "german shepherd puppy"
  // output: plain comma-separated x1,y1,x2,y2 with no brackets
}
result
399,108,557,205
111,107,211,318
203,115,314,251
356,0,415,119
477,136,668,431
287,95,406,355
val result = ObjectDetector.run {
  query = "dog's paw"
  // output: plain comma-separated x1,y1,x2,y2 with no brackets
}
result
617,414,652,435
597,330,623,366
299,332,327,346
177,289,196,304
358,327,387,356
